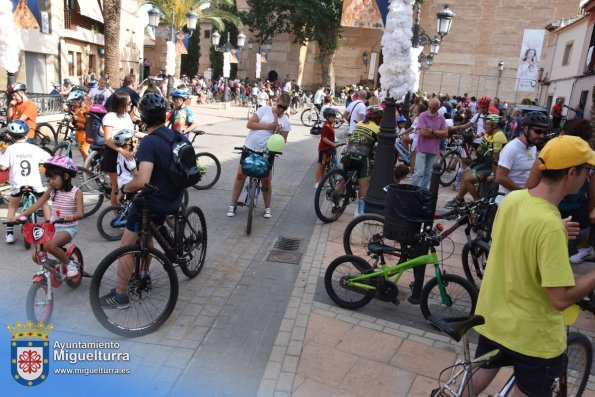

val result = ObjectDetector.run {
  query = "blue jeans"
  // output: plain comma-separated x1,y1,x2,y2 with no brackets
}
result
410,152,437,189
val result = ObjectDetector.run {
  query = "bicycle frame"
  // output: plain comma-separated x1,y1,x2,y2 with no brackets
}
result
395,140,411,166
243,177,261,207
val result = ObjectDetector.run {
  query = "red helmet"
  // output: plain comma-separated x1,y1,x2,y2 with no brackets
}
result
478,96,491,108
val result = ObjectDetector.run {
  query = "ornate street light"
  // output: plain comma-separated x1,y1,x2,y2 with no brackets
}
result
212,31,246,102
147,7,161,29
362,51,369,67
412,3,455,71
436,4,455,37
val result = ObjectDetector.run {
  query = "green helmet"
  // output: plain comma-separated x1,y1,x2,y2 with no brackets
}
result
485,114,502,125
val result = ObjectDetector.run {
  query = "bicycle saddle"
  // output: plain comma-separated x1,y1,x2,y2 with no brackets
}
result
367,242,399,254
428,315,485,342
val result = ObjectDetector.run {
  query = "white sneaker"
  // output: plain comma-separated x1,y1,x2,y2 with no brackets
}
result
5,234,14,244
227,206,236,217
66,261,79,278
313,182,319,189
570,247,595,264
264,208,272,218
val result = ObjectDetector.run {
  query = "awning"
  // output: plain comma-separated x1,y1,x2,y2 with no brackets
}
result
79,0,104,24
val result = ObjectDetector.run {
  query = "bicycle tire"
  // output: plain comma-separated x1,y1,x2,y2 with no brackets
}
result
73,167,105,217
300,108,319,127
35,122,56,145
343,214,401,259
439,150,461,187
461,240,489,291
84,150,111,189
41,145,54,156
192,152,221,190
246,179,257,235
97,205,126,241
420,273,478,320
26,280,53,323
65,246,84,288
89,244,179,337
178,206,207,278
555,332,593,397
324,255,375,309
314,168,349,223
53,142,72,159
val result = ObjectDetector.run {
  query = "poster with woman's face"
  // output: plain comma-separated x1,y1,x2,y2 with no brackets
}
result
516,29,545,92
341,0,389,29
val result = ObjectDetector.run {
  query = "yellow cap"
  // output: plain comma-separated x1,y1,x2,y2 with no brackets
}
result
538,135,595,170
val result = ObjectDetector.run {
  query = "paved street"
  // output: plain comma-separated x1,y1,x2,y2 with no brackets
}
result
0,102,593,396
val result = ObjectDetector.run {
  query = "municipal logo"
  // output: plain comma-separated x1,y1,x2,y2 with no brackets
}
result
8,320,53,386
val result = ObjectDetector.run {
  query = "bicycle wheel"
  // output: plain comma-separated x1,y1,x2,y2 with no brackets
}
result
420,273,478,320
65,246,84,288
89,244,179,337
73,167,105,217
53,142,72,159
35,122,56,145
301,108,318,127
165,191,189,229
84,150,110,189
246,179,257,235
555,332,593,397
314,168,349,223
324,255,375,309
97,205,126,241
461,240,489,290
343,214,401,259
439,150,461,187
22,194,36,250
178,206,207,278
192,152,221,190
26,280,53,323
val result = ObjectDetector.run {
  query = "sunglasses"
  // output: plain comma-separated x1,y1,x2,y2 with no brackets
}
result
531,128,547,135
580,166,595,177
276,104,288,111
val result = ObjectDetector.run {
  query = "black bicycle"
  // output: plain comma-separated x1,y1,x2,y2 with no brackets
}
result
189,130,221,190
89,184,207,337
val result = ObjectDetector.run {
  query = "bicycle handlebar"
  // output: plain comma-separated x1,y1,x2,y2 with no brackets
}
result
233,146,283,156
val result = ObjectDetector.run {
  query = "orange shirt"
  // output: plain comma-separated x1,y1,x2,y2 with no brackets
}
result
73,104,89,130
10,100,37,139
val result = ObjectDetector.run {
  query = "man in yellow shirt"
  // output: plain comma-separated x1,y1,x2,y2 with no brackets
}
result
471,135,595,396
445,113,508,207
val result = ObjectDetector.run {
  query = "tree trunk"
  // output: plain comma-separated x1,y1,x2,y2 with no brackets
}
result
103,0,122,85
320,48,335,94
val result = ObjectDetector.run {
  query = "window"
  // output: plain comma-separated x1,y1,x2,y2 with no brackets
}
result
68,51,75,75
579,90,589,109
204,30,210,39
88,54,96,73
562,42,573,66
76,52,82,76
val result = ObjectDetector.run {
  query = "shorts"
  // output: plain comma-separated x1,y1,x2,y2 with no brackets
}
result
475,334,563,397
342,155,372,181
74,129,90,155
101,146,118,173
318,150,335,166
55,225,78,239
125,203,168,233
468,160,492,183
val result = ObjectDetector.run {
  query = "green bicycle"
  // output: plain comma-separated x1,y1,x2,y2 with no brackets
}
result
324,231,478,320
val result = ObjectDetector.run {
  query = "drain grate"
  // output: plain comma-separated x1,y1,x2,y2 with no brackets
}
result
267,249,303,264
274,237,302,251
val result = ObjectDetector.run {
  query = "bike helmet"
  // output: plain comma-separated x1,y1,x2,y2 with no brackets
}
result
171,89,189,99
397,116,407,123
43,155,78,177
478,96,491,108
7,83,26,94
485,114,502,125
88,104,108,114
140,92,167,111
366,105,384,122
66,90,85,102
523,111,550,128
6,120,29,137
113,129,135,146
323,108,337,120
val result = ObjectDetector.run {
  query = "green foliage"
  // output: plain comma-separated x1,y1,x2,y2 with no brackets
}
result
181,30,200,77
143,0,240,32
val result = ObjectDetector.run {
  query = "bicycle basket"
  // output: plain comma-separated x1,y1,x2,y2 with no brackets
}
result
383,184,437,244
22,223,55,245
242,152,270,178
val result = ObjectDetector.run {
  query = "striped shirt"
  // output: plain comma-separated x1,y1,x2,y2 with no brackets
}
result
50,186,79,227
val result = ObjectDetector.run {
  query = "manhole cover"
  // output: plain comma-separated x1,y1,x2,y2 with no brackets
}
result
275,237,302,251
267,249,302,265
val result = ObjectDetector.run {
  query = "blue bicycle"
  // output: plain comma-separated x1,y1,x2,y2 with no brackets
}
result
394,136,411,167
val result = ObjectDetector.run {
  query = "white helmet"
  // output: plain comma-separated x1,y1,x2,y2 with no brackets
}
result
113,129,135,146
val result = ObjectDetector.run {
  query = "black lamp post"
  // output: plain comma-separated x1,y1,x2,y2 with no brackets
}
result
212,31,247,102
365,4,455,215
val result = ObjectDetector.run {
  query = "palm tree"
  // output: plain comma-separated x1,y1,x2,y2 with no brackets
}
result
144,0,240,78
103,0,122,85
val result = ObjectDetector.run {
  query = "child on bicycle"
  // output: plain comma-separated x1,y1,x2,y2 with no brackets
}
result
167,89,198,138
0,120,51,244
19,156,84,278
315,108,339,188
67,90,91,161
113,129,138,200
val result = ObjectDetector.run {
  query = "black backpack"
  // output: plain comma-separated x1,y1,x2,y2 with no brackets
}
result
157,130,201,188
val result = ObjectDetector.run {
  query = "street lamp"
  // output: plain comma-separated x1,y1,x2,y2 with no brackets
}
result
362,51,369,67
148,6,198,98
412,4,455,71
212,31,246,102
495,61,504,98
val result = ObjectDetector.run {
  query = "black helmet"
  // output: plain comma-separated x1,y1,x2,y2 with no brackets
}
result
139,92,166,112
523,111,550,128
366,105,383,122
322,108,337,120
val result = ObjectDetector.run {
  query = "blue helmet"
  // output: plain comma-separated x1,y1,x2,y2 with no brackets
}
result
140,92,167,111
397,116,407,123
66,90,85,102
6,120,29,136
171,89,189,99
